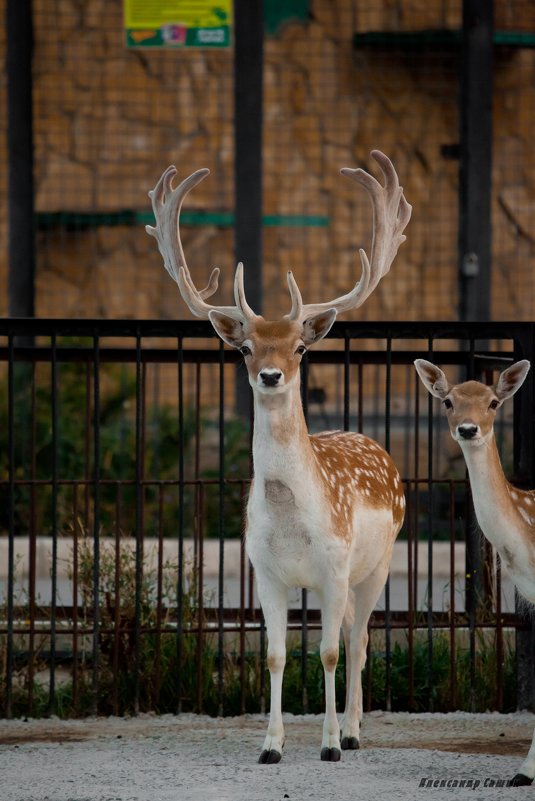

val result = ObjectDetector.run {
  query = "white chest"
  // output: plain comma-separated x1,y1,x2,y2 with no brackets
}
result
245,476,347,590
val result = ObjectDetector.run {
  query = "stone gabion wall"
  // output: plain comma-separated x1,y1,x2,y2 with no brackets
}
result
0,0,534,323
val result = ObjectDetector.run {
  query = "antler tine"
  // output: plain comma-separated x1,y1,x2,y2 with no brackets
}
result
233,262,257,320
285,271,303,320
146,166,255,322
287,150,411,321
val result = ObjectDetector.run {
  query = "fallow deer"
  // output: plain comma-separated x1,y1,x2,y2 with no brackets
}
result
147,150,411,762
414,358,535,786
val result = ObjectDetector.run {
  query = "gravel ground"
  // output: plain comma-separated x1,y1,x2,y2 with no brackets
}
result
1,711,534,801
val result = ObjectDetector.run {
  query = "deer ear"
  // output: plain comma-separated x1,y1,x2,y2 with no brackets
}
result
302,308,337,346
414,359,450,399
208,310,245,348
495,360,530,401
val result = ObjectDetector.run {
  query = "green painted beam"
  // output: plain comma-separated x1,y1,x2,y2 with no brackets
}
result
494,31,535,48
353,29,535,49
36,210,330,230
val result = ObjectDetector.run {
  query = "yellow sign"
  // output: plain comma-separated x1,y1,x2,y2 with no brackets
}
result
124,1,232,48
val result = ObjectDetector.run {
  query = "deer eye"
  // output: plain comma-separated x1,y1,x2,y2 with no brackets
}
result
240,345,251,356
443,398,453,410
489,399,499,410
295,344,307,356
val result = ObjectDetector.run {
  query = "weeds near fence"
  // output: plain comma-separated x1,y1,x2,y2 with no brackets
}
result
0,530,518,718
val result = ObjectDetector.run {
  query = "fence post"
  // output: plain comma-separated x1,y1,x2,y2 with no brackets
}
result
459,3,494,708
514,327,535,712
234,0,263,417
458,0,493,322
7,0,35,318
234,0,263,312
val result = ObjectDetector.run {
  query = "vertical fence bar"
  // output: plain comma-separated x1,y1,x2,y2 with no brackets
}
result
300,355,309,713
28,360,37,715
365,635,372,713
409,349,421,711
343,334,350,708
413,370,420,620
426,336,434,711
406,479,414,710
48,333,58,715
218,341,225,716
259,610,266,715
449,481,456,710
134,331,144,714
193,358,202,708
357,360,363,434
465,338,478,711
112,486,122,716
177,337,185,713
196,483,205,714
72,484,79,714
239,481,247,715
84,361,91,528
193,362,201,569
495,552,503,711
91,333,101,715
194,361,204,714
6,333,15,718
343,334,350,432
384,335,392,712
154,484,164,709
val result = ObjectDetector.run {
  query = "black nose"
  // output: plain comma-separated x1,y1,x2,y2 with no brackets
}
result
260,371,282,387
458,425,478,440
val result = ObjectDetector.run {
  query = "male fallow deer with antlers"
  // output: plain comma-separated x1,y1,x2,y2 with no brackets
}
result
147,150,411,762
415,358,535,786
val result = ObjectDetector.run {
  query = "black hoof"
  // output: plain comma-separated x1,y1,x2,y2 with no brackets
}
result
510,773,533,787
321,747,341,762
258,749,282,764
341,736,360,750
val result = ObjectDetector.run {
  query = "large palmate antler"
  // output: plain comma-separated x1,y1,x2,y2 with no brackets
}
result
146,166,256,324
146,150,411,323
285,150,411,322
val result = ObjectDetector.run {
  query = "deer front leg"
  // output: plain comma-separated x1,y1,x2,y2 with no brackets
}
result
511,726,535,786
256,575,288,764
319,580,348,762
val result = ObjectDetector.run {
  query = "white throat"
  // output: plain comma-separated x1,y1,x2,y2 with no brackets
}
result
458,434,513,549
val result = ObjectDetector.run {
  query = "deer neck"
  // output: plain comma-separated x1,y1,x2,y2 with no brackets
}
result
459,433,514,548
251,380,313,480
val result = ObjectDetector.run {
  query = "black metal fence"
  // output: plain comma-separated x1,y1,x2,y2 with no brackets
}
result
1,318,535,718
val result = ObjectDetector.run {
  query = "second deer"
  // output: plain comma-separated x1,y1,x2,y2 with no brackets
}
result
147,150,411,762
414,358,534,786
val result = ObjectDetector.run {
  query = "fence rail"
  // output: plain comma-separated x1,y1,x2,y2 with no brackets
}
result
1,318,534,718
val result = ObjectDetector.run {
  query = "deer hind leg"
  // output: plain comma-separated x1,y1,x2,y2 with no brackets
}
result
511,727,535,786
341,554,391,750
318,579,349,762
256,575,288,764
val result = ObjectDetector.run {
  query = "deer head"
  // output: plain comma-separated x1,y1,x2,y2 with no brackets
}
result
146,151,411,395
414,359,531,445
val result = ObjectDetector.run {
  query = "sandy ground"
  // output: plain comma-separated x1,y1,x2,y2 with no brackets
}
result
1,711,534,801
